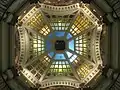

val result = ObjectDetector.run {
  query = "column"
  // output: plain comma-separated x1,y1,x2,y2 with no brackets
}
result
110,19,120,70
0,21,9,72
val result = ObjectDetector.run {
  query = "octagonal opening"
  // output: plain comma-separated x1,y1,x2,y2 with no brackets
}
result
55,40,65,50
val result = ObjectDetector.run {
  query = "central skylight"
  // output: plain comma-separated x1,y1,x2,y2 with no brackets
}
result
46,31,75,60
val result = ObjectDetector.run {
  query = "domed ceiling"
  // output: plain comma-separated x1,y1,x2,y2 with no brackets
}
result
16,2,103,89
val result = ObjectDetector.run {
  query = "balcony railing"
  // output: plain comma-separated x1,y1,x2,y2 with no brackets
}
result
109,73,120,90
0,0,14,20
0,74,11,90
105,0,120,20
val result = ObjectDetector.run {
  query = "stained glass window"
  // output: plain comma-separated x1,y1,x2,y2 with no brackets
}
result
47,61,72,76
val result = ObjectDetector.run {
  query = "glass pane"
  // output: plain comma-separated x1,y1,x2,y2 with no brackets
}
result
61,27,65,30
58,23,62,26
69,54,77,62
55,27,59,30
66,51,73,58
66,33,72,39
46,41,52,51
48,33,53,39
69,40,75,51
55,31,65,37
33,44,37,48
54,54,66,60
48,52,54,58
